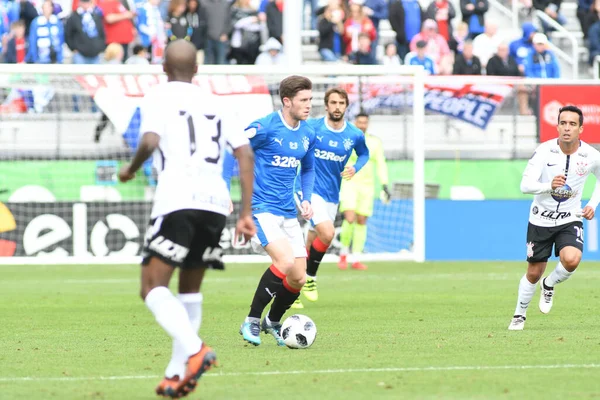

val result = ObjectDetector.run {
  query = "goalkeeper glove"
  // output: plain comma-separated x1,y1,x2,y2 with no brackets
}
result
380,184,392,204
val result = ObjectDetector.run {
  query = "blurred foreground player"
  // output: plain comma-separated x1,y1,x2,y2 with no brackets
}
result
509,105,600,331
338,113,391,270
118,39,256,398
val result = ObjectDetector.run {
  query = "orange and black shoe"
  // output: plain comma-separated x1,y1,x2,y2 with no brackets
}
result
175,344,217,398
351,261,368,270
155,375,180,398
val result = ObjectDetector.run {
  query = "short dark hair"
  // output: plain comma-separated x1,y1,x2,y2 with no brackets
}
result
558,105,583,126
279,75,312,103
132,44,146,56
355,112,369,119
324,87,349,106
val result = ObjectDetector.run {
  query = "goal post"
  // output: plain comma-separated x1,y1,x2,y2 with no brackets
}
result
0,64,426,265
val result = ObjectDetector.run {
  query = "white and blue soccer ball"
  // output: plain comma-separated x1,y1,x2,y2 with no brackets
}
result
281,314,317,349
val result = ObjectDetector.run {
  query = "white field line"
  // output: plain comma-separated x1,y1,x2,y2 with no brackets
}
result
1,363,599,383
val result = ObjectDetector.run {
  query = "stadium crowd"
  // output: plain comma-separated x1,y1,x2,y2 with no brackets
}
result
0,0,597,73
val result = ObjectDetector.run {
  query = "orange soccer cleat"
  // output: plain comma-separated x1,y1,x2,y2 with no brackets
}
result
155,375,179,398
351,261,368,270
174,344,217,398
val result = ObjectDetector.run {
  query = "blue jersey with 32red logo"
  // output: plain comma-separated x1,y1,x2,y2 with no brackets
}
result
301,117,369,203
246,111,316,218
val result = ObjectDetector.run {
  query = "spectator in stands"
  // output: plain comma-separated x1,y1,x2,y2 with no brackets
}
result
343,0,377,55
587,21,600,65
4,20,26,63
583,0,600,37
266,0,283,44
201,0,230,65
15,0,38,35
2,0,20,26
405,39,436,74
229,0,261,64
65,0,106,64
578,0,594,37
136,0,166,63
409,19,452,74
509,21,537,74
27,0,63,63
316,0,349,19
97,0,135,59
304,0,319,30
186,0,206,64
486,42,521,76
363,0,388,59
255,36,286,65
452,39,481,74
317,1,345,62
0,7,8,59
425,0,457,43
388,0,423,60
166,0,191,42
382,42,401,64
449,21,468,53
533,0,566,34
125,43,150,64
472,20,501,69
104,42,124,63
460,0,488,39
349,31,377,64
524,32,560,78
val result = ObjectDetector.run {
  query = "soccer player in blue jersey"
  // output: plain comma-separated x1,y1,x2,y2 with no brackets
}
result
294,88,370,307
239,75,317,346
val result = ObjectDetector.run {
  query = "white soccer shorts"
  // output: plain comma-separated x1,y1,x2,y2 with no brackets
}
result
251,213,307,258
308,193,339,231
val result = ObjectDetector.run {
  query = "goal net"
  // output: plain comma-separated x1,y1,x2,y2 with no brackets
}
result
0,64,425,265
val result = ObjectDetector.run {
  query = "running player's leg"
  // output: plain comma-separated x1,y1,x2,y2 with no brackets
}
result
509,223,552,330
171,211,225,398
265,218,308,343
157,268,205,396
141,212,204,396
303,194,337,301
339,182,358,270
339,210,355,269
241,213,291,346
539,222,583,314
351,190,374,270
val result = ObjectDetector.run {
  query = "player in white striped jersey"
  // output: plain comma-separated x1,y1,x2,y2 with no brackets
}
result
509,105,600,331
118,40,256,398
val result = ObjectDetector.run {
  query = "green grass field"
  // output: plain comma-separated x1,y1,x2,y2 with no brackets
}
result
1,262,599,400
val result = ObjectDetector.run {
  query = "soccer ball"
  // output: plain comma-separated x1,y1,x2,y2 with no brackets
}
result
281,314,317,349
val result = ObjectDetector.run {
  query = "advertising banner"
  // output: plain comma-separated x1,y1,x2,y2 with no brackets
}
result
539,85,600,143
343,78,513,129
0,200,412,259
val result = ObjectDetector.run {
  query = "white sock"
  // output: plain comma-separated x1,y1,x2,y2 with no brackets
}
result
164,293,203,379
514,275,537,316
545,261,573,287
145,287,202,365
307,274,316,280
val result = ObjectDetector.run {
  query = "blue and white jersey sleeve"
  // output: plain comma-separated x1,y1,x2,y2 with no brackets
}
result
245,117,271,150
352,131,369,173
